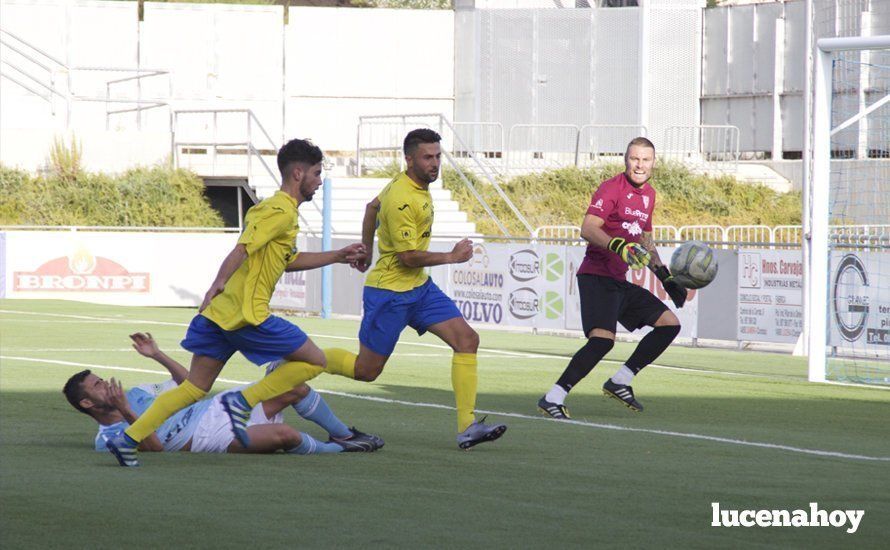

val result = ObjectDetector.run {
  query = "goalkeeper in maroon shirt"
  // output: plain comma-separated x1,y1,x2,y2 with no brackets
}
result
537,137,687,417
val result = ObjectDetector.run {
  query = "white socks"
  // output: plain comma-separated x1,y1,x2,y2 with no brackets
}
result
611,365,635,386
545,384,568,405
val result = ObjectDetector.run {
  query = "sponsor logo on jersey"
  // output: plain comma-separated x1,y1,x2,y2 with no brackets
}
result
621,220,643,236
591,198,604,211
14,248,150,292
624,207,650,221
398,204,410,211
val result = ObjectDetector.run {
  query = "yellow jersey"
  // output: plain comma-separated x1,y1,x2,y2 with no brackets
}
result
203,191,300,330
365,172,433,292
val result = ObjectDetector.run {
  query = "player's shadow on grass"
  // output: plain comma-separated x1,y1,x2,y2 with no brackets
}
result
3,386,888,464
317,381,890,455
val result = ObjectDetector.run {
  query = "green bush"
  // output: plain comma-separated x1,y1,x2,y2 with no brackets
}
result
370,162,802,236
0,164,224,228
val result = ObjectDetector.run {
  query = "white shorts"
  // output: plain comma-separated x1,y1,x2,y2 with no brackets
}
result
190,390,283,453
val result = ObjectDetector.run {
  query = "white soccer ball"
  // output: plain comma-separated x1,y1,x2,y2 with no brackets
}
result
669,240,718,289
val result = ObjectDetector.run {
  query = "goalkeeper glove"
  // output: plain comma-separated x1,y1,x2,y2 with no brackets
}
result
607,237,650,270
653,265,688,308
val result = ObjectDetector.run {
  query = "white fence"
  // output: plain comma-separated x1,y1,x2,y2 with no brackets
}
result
357,116,738,177
532,224,890,249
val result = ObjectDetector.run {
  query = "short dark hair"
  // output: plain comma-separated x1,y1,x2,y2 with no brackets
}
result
626,136,655,155
276,138,324,177
403,128,442,156
63,369,93,415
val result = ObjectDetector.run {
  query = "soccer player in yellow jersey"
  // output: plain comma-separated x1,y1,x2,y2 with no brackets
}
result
105,139,374,467
324,129,507,449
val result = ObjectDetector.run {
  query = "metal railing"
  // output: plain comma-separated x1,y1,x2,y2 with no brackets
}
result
526,224,890,250
0,225,240,233
533,225,679,245
0,27,67,113
533,225,581,241
451,121,506,175
506,124,580,174
104,68,170,130
355,113,532,237
661,125,741,172
678,224,727,243
576,124,649,166
171,109,322,236
0,27,169,129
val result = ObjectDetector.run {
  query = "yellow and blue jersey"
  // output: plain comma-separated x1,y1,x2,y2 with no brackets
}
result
203,191,300,330
365,172,434,292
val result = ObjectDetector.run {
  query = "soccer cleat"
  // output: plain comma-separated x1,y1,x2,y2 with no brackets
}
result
537,396,570,419
221,391,253,448
331,428,384,452
456,416,507,450
106,432,140,467
602,379,644,412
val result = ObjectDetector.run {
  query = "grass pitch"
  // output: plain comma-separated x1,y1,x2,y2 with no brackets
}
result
1,300,888,548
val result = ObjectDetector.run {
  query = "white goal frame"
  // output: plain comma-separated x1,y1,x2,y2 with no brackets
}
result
807,35,890,382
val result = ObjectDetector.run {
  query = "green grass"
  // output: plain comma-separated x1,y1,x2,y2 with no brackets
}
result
1,300,888,548
368,163,802,236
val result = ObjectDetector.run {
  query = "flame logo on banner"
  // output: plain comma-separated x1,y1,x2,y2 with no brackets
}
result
14,248,150,293
68,248,96,275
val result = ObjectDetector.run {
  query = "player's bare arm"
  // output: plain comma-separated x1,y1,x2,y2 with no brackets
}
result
639,231,665,268
396,238,473,268
199,244,248,312
130,332,189,384
284,243,367,272
107,378,163,452
356,197,380,272
580,214,613,249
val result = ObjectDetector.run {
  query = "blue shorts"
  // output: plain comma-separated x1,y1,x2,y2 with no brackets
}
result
180,315,308,366
359,278,462,356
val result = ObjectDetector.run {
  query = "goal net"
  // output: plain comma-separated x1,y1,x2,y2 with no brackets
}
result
808,36,890,385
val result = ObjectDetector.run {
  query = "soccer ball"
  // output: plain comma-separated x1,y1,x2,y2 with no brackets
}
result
669,241,718,289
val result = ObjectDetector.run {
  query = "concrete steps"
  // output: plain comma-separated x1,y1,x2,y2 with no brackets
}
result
179,147,480,236
696,162,793,193
311,177,477,236
731,162,793,193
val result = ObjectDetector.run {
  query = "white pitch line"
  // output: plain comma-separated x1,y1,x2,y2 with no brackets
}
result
3,354,888,463
0,309,766,379
4,309,888,388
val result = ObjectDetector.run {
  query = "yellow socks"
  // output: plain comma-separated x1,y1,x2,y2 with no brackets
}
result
124,380,207,442
241,361,324,407
452,353,478,432
322,348,357,379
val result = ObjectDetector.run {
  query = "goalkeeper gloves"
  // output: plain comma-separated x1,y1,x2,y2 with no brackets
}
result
653,265,688,308
607,237,650,270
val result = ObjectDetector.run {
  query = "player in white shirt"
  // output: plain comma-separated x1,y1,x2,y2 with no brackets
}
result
63,333,383,458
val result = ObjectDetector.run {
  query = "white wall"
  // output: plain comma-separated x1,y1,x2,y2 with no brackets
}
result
0,0,455,170
286,7,454,150
0,129,172,173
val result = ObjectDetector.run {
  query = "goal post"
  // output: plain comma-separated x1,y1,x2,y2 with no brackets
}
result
807,35,890,384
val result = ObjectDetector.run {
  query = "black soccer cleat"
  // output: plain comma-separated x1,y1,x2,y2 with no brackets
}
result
537,396,570,419
331,427,385,452
602,379,644,412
